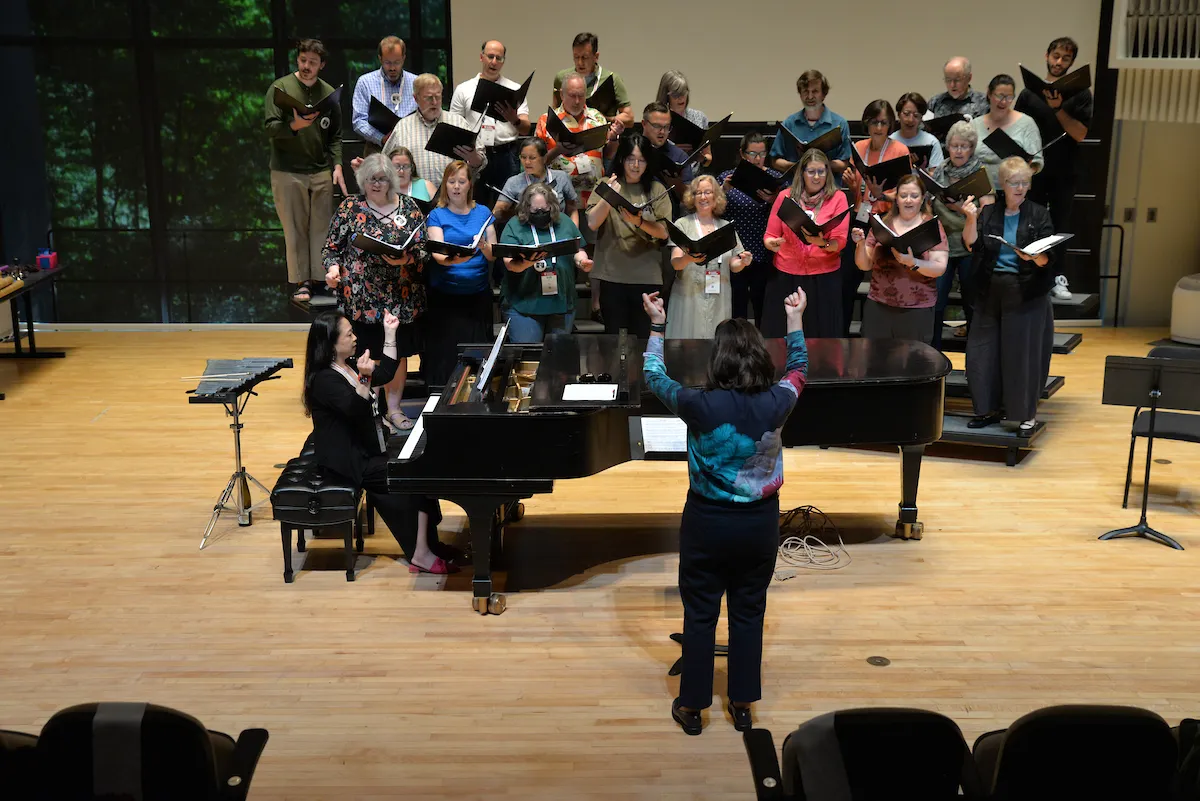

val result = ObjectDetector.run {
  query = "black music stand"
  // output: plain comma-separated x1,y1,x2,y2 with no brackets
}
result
1100,355,1200,550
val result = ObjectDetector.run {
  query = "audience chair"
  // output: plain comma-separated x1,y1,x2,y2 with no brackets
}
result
1123,346,1200,507
972,704,1177,801
36,702,268,800
742,708,984,800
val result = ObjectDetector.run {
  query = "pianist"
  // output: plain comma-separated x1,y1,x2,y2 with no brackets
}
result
641,288,809,736
304,309,456,574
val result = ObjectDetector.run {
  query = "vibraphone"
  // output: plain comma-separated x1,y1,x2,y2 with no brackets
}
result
187,357,293,549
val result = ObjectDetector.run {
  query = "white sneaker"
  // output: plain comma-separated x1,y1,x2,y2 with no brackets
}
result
1051,275,1072,300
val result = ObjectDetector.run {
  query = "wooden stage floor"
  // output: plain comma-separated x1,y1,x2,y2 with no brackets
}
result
1,327,1198,799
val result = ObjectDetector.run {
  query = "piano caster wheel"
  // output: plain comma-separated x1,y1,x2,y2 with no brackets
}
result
893,521,924,540
472,593,506,615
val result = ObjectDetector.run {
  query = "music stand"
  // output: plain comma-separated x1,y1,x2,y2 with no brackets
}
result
1100,355,1200,550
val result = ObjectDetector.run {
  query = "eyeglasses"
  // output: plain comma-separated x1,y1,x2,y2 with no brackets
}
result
367,176,390,186
643,120,670,132
899,111,922,119
694,190,715,197
868,119,891,128
742,150,767,159
382,60,404,68
393,164,413,172
483,53,505,62
417,94,441,103
803,168,827,177
1005,179,1031,189
624,156,647,166
947,142,973,151
943,76,968,85
991,94,1015,103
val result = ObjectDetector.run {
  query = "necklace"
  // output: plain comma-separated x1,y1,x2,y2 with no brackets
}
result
366,197,400,219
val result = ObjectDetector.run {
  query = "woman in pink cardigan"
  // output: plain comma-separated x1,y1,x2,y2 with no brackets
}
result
760,148,849,338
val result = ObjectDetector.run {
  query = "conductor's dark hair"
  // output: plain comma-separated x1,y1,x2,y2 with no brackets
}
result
706,319,775,394
572,32,599,52
612,132,653,185
297,39,328,60
1047,36,1079,58
861,99,896,127
303,310,349,416
988,73,1017,95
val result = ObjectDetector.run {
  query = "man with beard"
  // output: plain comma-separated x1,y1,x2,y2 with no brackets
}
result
1016,36,1092,300
770,70,852,182
351,35,418,155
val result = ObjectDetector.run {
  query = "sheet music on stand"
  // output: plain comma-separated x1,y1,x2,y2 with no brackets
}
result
397,395,442,461
641,416,688,454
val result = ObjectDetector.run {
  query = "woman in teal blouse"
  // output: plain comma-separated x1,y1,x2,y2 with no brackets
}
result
499,183,593,342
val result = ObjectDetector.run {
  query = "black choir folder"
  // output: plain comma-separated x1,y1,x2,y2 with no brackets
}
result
908,144,936,170
775,124,843,157
668,112,733,151
1020,64,1092,100
850,148,912,191
273,84,343,116
593,181,672,217
983,128,1066,163
544,107,611,152
367,96,401,135
776,197,850,237
666,220,739,264
470,72,534,113
728,160,793,200
587,75,620,118
352,228,420,258
922,113,967,140
492,238,581,260
424,121,479,160
917,167,993,203
868,215,943,257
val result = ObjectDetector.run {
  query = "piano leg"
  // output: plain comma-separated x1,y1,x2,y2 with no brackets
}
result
457,497,511,615
894,444,926,540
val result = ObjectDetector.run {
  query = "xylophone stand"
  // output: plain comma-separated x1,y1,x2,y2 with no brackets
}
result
200,391,271,550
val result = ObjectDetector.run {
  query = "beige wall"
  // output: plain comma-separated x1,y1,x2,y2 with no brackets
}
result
1103,121,1200,326
450,0,1100,122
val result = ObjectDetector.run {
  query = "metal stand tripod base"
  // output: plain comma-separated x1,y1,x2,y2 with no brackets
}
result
199,393,270,550
1099,523,1183,551
667,632,728,677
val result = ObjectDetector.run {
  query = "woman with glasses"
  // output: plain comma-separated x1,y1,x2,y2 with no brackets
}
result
492,137,579,229
842,99,910,218
385,145,436,204
761,148,849,338
850,174,948,343
322,152,429,434
972,74,1043,189
657,69,711,166
931,121,989,349
585,132,672,338
960,157,1056,434
719,132,784,325
890,92,944,171
666,174,751,338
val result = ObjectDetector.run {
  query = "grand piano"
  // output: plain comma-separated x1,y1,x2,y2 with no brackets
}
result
389,327,951,614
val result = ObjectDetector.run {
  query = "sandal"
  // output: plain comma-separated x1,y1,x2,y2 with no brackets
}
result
291,284,312,302
408,557,458,575
384,411,416,434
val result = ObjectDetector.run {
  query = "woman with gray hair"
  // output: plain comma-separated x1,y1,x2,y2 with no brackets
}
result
931,119,991,349
657,69,711,166
322,151,429,433
498,183,593,342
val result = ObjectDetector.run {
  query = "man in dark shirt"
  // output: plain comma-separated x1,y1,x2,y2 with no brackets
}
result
1016,36,1093,299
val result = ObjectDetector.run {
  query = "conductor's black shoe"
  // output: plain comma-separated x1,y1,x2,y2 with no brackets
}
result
967,411,1003,429
672,698,702,736
727,702,752,732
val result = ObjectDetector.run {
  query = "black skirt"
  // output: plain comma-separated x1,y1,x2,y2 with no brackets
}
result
351,317,423,360
422,287,495,388
760,268,844,339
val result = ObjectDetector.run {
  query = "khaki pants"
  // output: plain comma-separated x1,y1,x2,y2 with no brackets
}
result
271,169,333,284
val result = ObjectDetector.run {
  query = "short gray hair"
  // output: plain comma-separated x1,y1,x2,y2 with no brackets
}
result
944,56,972,76
561,73,587,95
944,120,977,149
354,152,401,197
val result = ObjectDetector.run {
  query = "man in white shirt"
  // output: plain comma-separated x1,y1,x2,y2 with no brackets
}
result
449,40,530,204
382,74,487,189
351,36,418,155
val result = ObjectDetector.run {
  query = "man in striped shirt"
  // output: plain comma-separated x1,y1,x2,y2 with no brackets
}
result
381,74,487,189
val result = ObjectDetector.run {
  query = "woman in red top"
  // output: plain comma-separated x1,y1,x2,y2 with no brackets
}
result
841,99,911,217
761,149,849,338
851,174,948,343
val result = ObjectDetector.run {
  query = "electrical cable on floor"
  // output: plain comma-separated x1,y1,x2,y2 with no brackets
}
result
774,505,851,581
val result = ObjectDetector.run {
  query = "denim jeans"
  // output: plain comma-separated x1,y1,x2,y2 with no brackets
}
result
502,305,576,343
933,254,974,351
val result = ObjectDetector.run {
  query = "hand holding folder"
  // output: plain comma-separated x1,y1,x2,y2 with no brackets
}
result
665,220,739,265
868,214,943,263
1020,64,1092,103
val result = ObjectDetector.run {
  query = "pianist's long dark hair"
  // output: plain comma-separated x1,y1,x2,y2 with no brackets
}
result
303,310,349,416
706,318,775,394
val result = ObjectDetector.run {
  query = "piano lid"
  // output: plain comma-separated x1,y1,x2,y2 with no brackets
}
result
529,334,644,410
657,337,951,389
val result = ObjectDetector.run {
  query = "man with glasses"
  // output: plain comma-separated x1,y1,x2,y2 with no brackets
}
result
770,70,852,183
352,36,418,155
449,40,530,205
1016,36,1092,300
928,57,989,121
382,73,486,189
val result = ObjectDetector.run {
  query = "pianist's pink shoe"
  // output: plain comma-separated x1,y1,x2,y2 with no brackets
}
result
409,557,458,575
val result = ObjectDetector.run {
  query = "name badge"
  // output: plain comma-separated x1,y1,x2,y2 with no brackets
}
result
855,199,872,223
479,122,497,147
704,268,721,295
573,154,594,176
390,92,402,109
540,268,559,296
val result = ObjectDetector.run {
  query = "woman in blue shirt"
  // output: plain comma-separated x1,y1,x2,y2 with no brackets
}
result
424,160,498,388
499,183,593,342
642,287,809,735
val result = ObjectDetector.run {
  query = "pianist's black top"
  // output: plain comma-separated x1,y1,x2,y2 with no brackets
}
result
308,355,398,486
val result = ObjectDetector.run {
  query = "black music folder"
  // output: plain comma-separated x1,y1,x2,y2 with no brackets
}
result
916,167,993,203
352,229,420,258
407,195,436,215
367,96,401,135
908,144,936,170
666,220,740,263
274,84,343,116
669,111,732,151
656,142,708,177
728,160,791,200
922,113,967,140
983,128,1066,163
588,74,620,118
987,232,1074,256
470,72,534,113
492,238,581,260
424,121,479,160
777,197,850,237
868,215,943,257
544,107,611,152
776,123,843,157
424,239,477,258
1020,64,1092,100
593,181,672,217
850,148,913,191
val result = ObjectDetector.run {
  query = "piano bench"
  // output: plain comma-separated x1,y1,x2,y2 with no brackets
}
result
271,456,371,583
